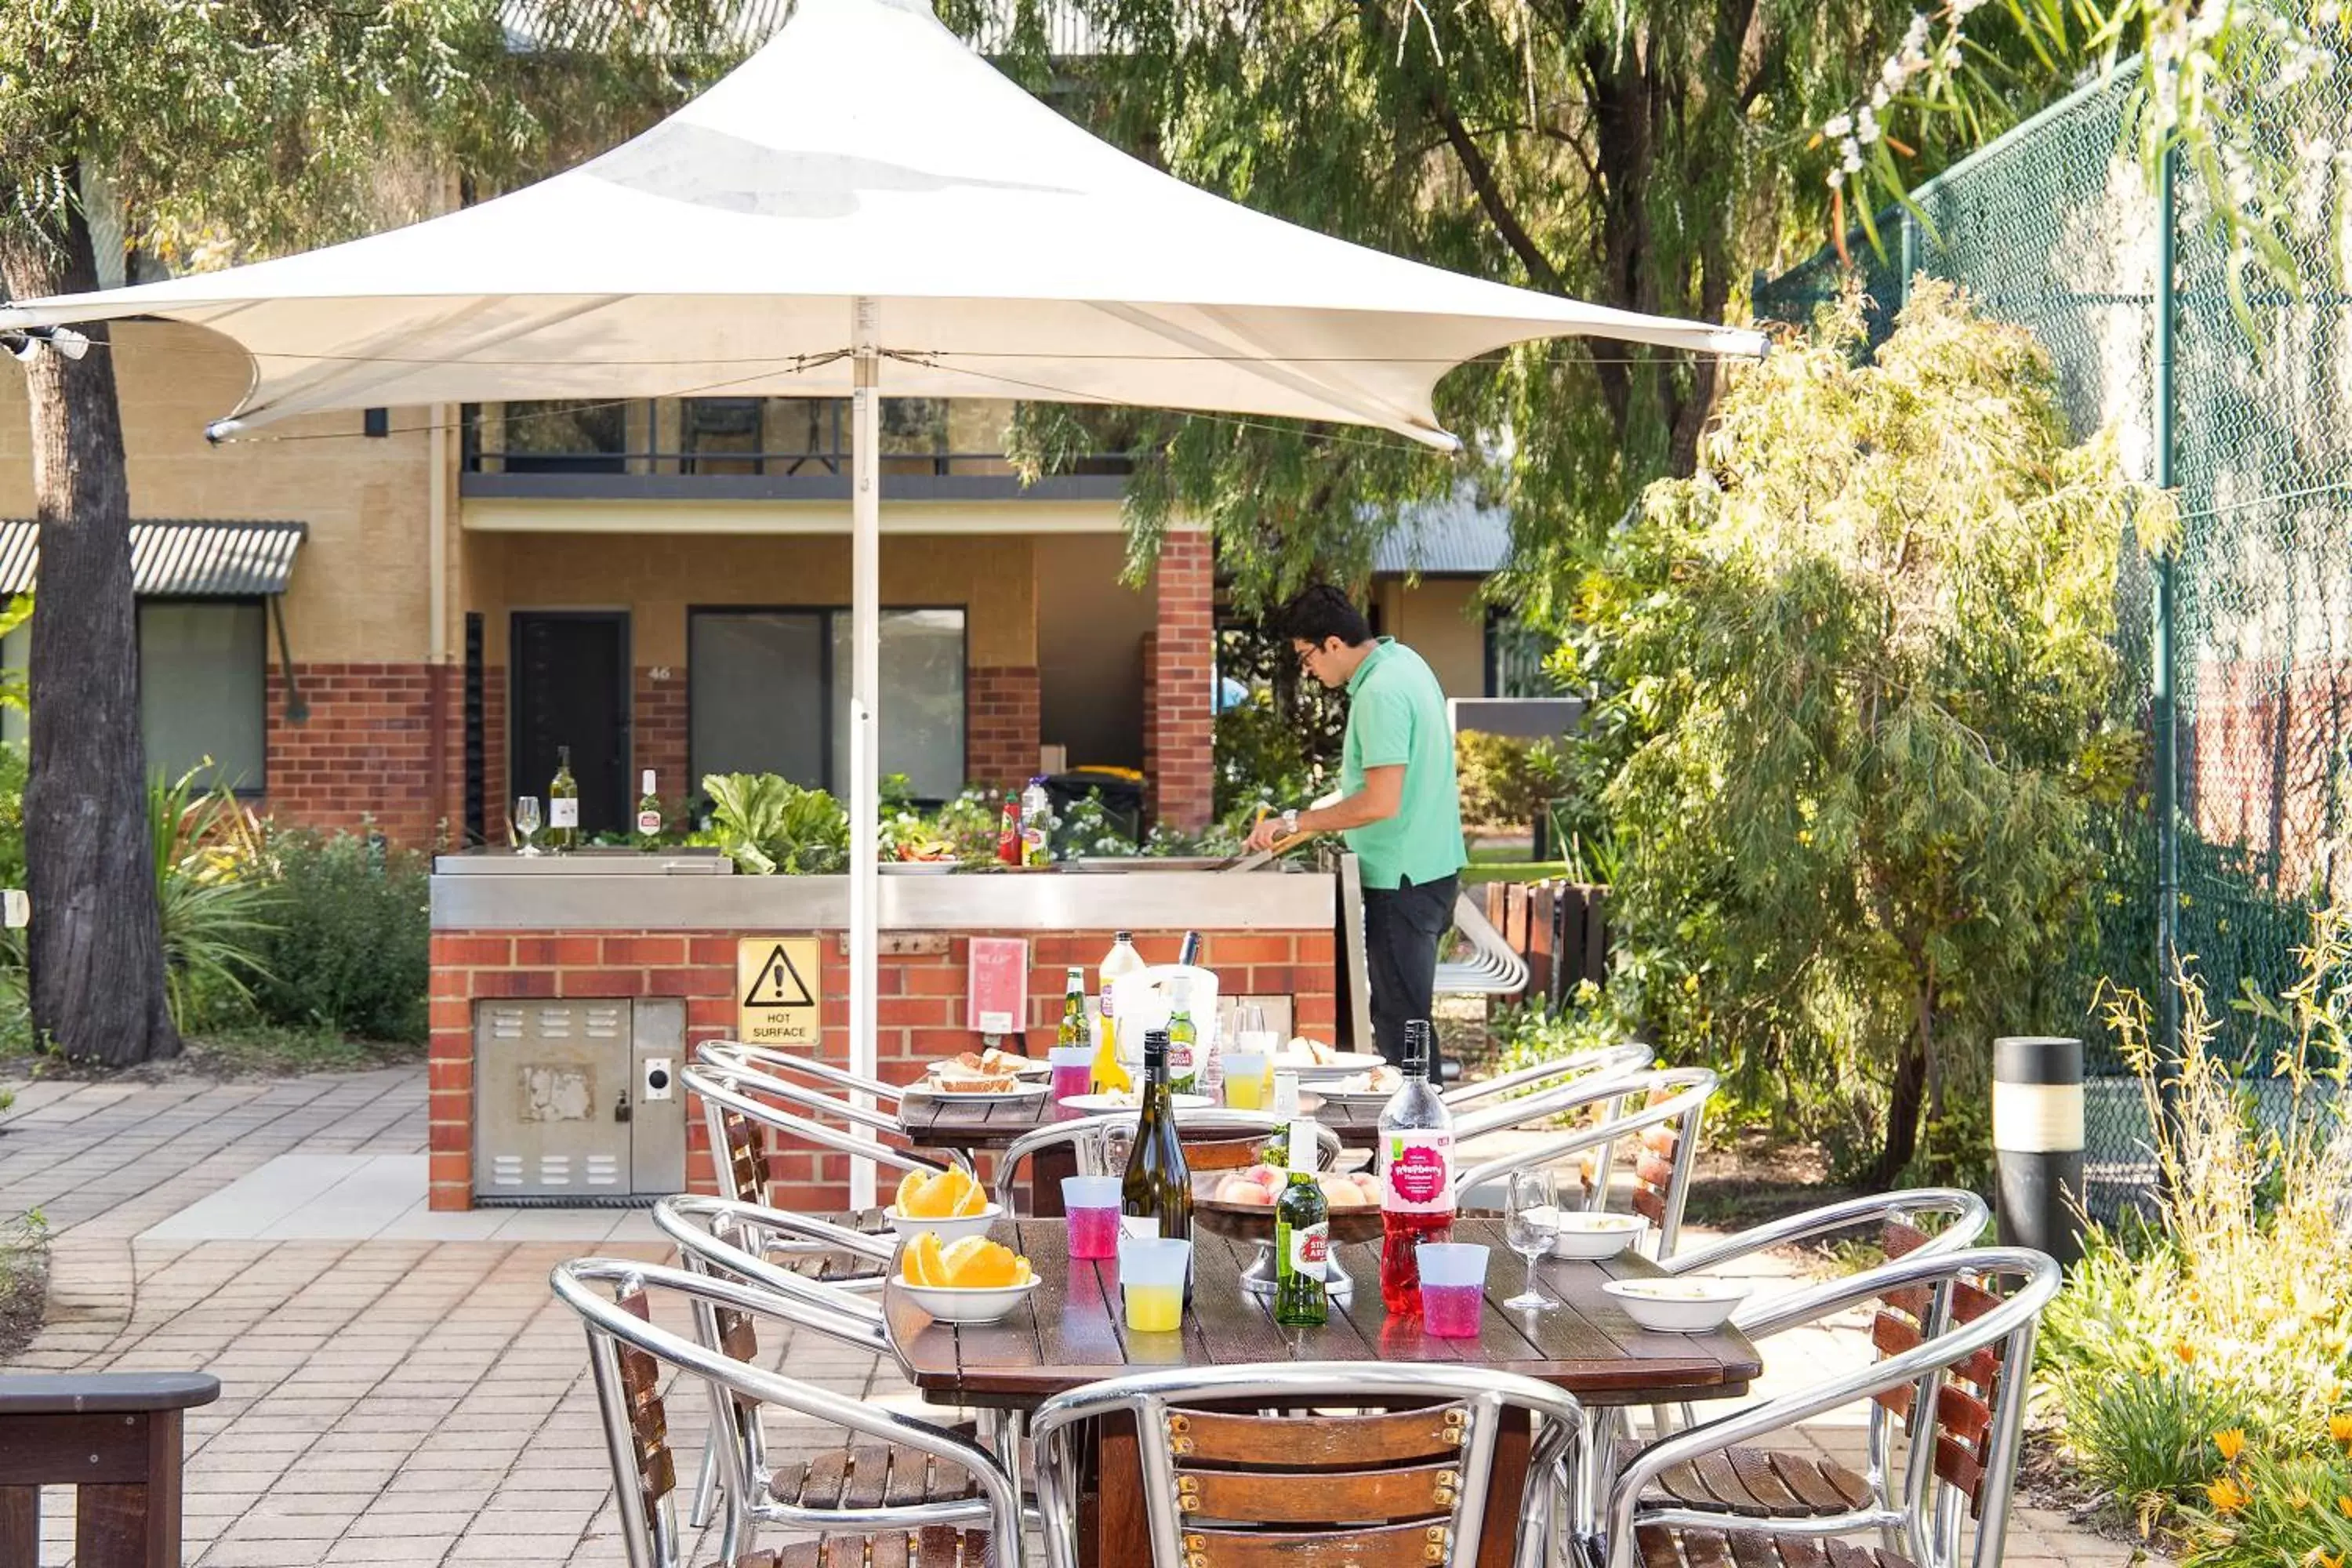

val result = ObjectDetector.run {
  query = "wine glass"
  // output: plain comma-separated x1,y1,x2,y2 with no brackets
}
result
514,795,543,857
1502,1168,1562,1312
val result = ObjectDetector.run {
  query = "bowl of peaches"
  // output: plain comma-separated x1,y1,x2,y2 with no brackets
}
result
1193,1163,1388,1243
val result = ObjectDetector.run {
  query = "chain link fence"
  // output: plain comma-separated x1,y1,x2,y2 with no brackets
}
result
1755,57,2352,1216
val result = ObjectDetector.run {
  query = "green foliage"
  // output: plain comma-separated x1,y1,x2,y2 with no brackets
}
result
246,829,429,1044
147,767,276,1034
2061,1359,2249,1530
0,741,25,897
695,773,850,875
1566,282,2169,1179
1454,733,1566,832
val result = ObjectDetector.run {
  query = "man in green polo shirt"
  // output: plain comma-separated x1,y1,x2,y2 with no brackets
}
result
1243,584,1466,1064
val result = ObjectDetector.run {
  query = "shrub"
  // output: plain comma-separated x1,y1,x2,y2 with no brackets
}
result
1454,731,1566,831
247,829,428,1042
151,768,278,1033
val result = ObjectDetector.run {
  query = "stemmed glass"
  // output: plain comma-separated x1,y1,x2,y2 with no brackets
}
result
1502,1168,1562,1312
514,795,543,857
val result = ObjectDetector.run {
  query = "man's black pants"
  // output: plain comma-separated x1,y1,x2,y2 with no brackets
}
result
1361,873,1458,1065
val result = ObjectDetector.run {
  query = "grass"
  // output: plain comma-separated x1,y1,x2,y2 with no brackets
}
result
0,1209,48,1363
1462,842,1570,886
182,1022,425,1076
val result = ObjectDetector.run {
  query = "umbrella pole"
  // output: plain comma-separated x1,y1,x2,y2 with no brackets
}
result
848,296,881,1210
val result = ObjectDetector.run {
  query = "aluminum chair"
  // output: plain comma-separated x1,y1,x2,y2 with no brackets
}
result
695,1038,908,1112
986,1109,1343,1215
1593,1246,2060,1568
684,1062,965,1214
550,1255,1023,1568
1028,1361,1589,1568
1453,1066,1719,1260
1440,1040,1655,1113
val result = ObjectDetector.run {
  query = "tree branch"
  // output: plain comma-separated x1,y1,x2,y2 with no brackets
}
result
1426,95,1566,294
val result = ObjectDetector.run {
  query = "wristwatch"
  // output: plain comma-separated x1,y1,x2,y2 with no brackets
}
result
1279,808,1301,837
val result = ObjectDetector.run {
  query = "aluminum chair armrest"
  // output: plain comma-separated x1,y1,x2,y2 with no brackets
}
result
692,1058,906,1138
1442,1043,1654,1111
699,1039,906,1105
684,1065,960,1182
1453,1069,1715,1199
654,1196,891,1352
1664,1189,1990,1281
1599,1247,2060,1568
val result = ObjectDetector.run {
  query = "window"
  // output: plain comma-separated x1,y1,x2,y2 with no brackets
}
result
0,599,267,790
689,608,967,803
501,399,630,474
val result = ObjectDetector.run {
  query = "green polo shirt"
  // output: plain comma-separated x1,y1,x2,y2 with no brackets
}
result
1339,638,1466,891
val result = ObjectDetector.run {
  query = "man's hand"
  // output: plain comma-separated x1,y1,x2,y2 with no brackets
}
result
1244,814,1289,853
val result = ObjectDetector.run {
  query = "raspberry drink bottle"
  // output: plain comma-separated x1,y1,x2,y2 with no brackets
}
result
1377,1019,1454,1313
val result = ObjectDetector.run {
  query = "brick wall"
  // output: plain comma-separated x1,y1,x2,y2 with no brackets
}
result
1145,531,1215,828
263,662,442,845
634,665,689,808
427,925,1338,1211
967,664,1041,789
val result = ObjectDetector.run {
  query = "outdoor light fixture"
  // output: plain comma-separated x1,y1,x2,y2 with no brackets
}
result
3,333,37,364
48,327,89,361
2,325,91,362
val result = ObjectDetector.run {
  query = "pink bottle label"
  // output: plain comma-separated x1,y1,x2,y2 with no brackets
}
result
1384,1133,1454,1212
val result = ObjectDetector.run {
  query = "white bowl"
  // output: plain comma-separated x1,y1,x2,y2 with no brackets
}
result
882,1203,1002,1245
1602,1276,1751,1333
1551,1212,1650,1260
898,1276,1041,1324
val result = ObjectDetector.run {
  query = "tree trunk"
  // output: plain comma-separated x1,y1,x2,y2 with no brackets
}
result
0,189,180,1066
1875,978,1936,1185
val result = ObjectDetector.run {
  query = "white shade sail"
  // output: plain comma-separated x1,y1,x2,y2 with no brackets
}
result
0,0,1763,447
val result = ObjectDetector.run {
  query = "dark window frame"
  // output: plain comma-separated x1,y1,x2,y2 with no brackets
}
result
684,603,971,806
139,593,270,798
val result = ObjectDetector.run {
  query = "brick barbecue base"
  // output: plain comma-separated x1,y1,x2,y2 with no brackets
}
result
428,927,1337,1211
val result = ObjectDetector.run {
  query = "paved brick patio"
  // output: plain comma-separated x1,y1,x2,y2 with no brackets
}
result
0,1067,2144,1566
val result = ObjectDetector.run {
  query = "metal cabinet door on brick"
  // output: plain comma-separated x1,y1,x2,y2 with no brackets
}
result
474,997,687,1200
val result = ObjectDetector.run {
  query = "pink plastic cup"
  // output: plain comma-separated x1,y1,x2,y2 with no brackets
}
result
1417,1243,1489,1338
1063,1175,1121,1260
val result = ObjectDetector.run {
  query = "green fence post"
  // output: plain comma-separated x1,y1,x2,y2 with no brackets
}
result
2153,138,2183,1131
1898,209,1919,307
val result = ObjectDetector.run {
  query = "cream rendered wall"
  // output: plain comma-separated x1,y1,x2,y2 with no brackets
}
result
0,321,438,665
1374,575,1488,699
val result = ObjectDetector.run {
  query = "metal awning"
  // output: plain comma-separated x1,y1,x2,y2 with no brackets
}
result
0,520,307,597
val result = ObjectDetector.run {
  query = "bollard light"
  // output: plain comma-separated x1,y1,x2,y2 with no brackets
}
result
1991,1034,2085,1269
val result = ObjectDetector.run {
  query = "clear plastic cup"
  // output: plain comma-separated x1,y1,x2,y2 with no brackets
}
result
1221,1051,1267,1109
1417,1243,1489,1338
1118,1235,1191,1332
1062,1175,1121,1260
1048,1046,1094,1105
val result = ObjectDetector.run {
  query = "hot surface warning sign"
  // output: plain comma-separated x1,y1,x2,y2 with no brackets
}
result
736,937,822,1046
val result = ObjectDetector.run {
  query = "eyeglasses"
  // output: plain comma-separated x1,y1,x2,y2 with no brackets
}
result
1294,645,1319,672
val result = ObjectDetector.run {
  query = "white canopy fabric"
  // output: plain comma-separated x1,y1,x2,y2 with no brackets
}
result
0,0,1763,447
3,0,1765,1207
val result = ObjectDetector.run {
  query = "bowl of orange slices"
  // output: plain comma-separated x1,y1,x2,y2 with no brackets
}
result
898,1233,1040,1323
884,1167,1001,1244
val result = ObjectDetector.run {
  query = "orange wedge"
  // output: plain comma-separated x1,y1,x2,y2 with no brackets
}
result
895,1170,928,1215
941,1236,1024,1290
903,1231,949,1287
943,1167,988,1217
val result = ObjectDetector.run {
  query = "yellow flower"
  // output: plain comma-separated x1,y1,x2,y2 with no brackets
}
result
2207,1477,2249,1513
2214,1428,2248,1463
2174,1339,2198,1363
2291,1489,2314,1512
2336,1494,2352,1519
2314,1552,2343,1568
2329,1412,2352,1446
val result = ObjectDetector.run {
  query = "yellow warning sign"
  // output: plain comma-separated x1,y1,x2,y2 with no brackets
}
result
736,937,822,1047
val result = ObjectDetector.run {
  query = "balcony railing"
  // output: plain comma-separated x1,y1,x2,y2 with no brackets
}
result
459,397,1133,499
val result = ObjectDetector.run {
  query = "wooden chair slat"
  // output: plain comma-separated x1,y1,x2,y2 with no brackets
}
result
1635,1525,1686,1568
1690,1450,1766,1515
800,1447,851,1510
815,1535,869,1567
1726,1530,1784,1568
716,1306,759,1363
1950,1280,2004,1325
1868,1312,1922,1358
913,1526,964,1568
639,1444,676,1510
1950,1346,2001,1388
1632,1187,1669,1225
1656,1461,1720,1508
1183,1460,1456,1524
1881,1218,1931,1259
1763,1452,1853,1515
841,1445,893,1510
1881,1285,1932,1321
1173,1404,1466,1467
1639,1124,1679,1156
1185,1519,1450,1567
1935,1382,1994,1443
1723,1447,1809,1514
882,1448,935,1507
756,1544,819,1568
1679,1528,1737,1567
868,1534,911,1568
1635,1152,1678,1191
1870,1382,1915,1424
1933,1432,1987,1512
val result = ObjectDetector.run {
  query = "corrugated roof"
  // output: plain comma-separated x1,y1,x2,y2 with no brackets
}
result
1371,488,1510,575
0,521,308,597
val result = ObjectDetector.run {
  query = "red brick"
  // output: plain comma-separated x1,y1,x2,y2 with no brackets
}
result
604,935,686,966
434,935,513,966
559,968,648,997
428,1120,469,1154
880,996,953,1027
1205,935,1293,965
515,935,601,967
473,969,557,998
428,1058,473,1094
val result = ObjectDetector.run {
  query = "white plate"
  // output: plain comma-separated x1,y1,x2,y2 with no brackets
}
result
1272,1051,1388,1080
904,1080,1053,1102
882,1204,1002,1244
1060,1092,1215,1113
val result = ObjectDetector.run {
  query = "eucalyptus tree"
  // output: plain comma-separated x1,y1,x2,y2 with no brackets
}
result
0,2,730,1065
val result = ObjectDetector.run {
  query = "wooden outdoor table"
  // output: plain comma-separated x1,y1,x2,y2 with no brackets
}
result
896,1092,1388,1216
884,1217,1761,1568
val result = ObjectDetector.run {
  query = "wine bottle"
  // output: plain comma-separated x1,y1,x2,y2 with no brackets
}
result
1176,930,1202,967
1092,931,1142,1094
1166,975,1200,1096
547,746,580,853
1120,1029,1193,1250
634,769,662,849
1274,1116,1330,1327
1377,1019,1455,1314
